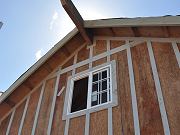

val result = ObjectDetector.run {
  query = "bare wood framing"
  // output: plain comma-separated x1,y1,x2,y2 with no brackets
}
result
84,44,93,135
6,109,15,135
18,95,30,135
127,42,140,135
31,81,46,135
107,39,113,135
64,54,78,135
147,41,170,135
60,0,92,45
47,70,61,135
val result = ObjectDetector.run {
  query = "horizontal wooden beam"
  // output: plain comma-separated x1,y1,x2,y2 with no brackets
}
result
60,0,93,45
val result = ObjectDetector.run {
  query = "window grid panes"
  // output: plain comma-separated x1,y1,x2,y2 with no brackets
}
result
91,68,110,107
69,65,112,114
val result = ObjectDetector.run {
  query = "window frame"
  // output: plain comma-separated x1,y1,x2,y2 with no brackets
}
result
62,60,118,120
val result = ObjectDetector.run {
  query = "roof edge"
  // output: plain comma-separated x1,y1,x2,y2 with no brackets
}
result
0,27,78,103
84,16,180,28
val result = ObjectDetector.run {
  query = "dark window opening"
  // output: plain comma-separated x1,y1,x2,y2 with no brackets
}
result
71,77,88,113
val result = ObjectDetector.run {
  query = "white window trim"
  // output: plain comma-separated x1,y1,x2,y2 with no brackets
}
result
62,60,118,120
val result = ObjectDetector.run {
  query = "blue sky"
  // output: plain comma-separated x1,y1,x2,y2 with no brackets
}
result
0,0,180,92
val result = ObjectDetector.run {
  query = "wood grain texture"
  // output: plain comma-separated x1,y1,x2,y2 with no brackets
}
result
75,64,89,74
51,72,72,135
9,101,26,135
68,116,86,135
93,40,107,56
21,86,42,135
152,42,180,135
131,43,164,134
35,77,56,134
111,50,135,135
62,56,74,69
0,114,11,135
89,110,108,135
110,40,126,50
92,57,107,67
77,45,89,63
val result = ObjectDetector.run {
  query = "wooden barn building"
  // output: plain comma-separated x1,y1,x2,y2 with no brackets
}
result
0,1,180,135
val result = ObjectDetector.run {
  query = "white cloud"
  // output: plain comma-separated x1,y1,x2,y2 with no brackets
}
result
35,49,43,61
50,11,59,30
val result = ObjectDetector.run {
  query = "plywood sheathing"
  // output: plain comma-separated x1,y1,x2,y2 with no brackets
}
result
21,86,42,135
152,42,180,135
0,114,11,135
111,50,135,134
93,40,107,56
131,43,164,134
35,77,56,134
75,64,89,74
69,116,86,135
76,46,89,63
62,56,74,69
90,110,108,135
110,40,126,50
51,71,72,135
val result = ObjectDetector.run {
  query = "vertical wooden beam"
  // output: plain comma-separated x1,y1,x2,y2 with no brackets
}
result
107,39,113,135
18,96,30,135
60,0,93,45
31,82,46,135
6,109,15,135
47,70,61,135
127,41,140,135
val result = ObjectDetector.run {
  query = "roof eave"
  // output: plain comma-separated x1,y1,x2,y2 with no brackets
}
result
0,27,78,103
84,16,180,28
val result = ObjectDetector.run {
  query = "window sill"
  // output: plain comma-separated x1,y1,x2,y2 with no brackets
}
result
62,101,117,120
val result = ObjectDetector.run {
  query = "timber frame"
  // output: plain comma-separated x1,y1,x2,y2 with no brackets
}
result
0,15,180,135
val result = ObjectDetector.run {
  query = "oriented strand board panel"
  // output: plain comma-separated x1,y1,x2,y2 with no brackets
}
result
92,57,107,67
75,64,89,74
62,56,74,69
35,77,56,134
21,86,42,135
131,43,164,134
111,50,135,135
89,110,108,135
152,42,180,135
9,101,26,135
77,45,89,63
93,40,107,56
0,114,11,135
51,71,72,135
110,40,126,49
68,116,86,135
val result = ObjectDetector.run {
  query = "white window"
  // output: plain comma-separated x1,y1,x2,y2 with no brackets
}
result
63,61,117,119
